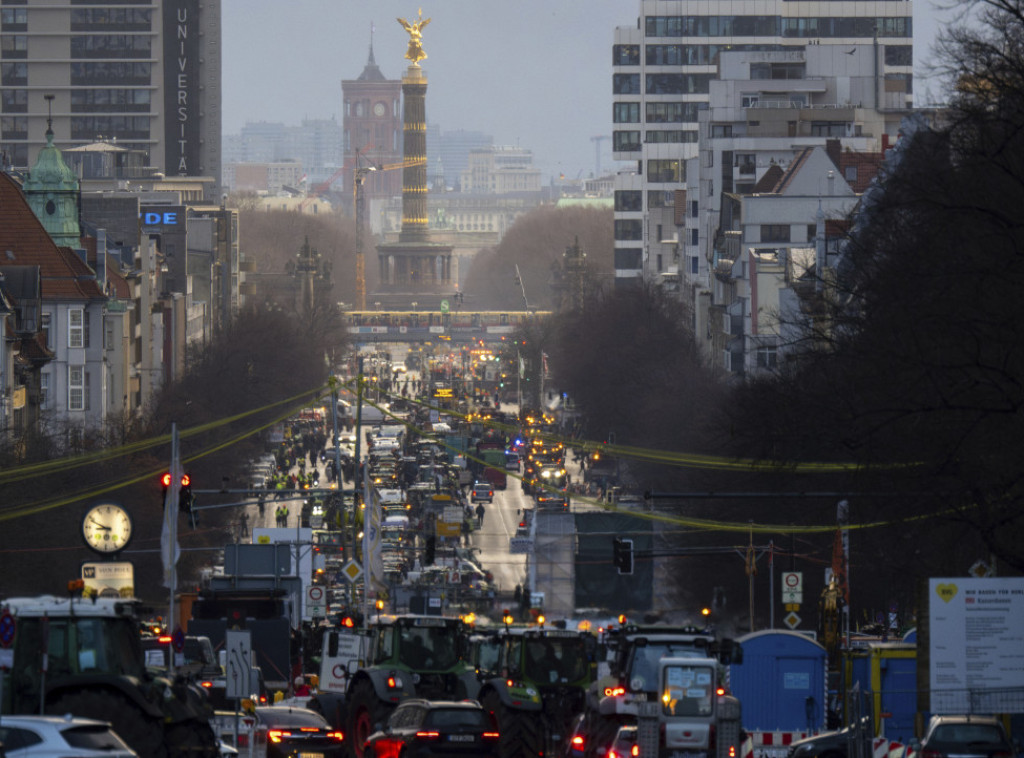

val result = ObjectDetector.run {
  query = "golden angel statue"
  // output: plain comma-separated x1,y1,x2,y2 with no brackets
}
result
397,9,431,64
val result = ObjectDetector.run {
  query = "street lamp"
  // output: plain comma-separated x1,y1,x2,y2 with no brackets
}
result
411,301,418,311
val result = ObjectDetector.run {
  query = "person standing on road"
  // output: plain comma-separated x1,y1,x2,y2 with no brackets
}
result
475,502,485,526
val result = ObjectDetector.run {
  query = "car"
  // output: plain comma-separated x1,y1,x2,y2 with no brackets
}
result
0,714,137,757
516,507,534,537
505,451,520,471
607,725,638,758
252,706,345,758
535,492,569,511
471,481,494,503
914,715,1018,758
364,698,499,758
788,717,871,758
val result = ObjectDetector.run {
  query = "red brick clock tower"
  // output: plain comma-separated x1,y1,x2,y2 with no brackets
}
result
341,38,403,208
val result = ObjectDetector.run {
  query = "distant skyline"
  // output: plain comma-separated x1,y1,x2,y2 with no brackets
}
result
223,0,952,184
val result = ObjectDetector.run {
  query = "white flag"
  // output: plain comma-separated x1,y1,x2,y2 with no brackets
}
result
161,466,181,589
361,469,386,594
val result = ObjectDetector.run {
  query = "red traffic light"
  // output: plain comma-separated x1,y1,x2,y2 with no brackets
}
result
161,473,190,487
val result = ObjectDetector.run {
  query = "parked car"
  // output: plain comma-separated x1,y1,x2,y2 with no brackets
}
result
253,706,345,758
0,715,136,757
364,698,499,758
471,481,494,503
915,715,1017,758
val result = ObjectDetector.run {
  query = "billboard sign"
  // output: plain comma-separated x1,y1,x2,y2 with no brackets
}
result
928,577,1024,713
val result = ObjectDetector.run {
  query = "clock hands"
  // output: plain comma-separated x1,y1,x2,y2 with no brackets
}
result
89,517,112,531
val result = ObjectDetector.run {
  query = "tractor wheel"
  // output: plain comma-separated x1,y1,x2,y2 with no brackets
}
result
48,690,166,758
346,679,393,758
482,690,543,758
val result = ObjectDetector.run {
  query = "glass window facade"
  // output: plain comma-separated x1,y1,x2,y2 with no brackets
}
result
615,219,644,241
614,102,641,123
614,130,642,152
614,73,641,94
646,102,702,123
648,159,684,183
647,73,713,95
613,44,640,65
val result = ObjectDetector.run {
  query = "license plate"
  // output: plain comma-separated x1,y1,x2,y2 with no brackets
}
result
299,753,324,758
448,734,476,742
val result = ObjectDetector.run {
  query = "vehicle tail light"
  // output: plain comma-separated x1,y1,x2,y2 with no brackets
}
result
199,680,213,688
300,727,319,732
327,731,344,741
632,744,640,757
237,734,249,748
415,731,441,739
484,732,500,740
158,635,172,643
269,730,291,743
572,735,585,750
609,750,621,758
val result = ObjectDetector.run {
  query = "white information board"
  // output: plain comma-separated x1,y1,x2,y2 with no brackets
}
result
928,577,1024,713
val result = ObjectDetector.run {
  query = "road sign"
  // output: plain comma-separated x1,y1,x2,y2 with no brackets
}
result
225,629,253,700
440,300,450,313
0,610,15,648
782,571,803,604
307,585,326,618
342,560,363,583
784,611,802,629
509,537,534,554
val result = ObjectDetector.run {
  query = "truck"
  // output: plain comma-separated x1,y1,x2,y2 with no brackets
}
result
308,614,480,758
1,594,220,758
188,587,295,692
576,624,742,758
475,625,598,758
621,655,743,758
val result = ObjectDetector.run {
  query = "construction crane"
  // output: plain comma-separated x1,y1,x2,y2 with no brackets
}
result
591,135,610,177
352,153,418,310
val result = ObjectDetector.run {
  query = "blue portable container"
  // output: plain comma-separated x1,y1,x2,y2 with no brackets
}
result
729,630,828,733
845,642,919,743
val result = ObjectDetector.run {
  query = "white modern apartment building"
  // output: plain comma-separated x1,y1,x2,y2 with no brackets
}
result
612,0,913,288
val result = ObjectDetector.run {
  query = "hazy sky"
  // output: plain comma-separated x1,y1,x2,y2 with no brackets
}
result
222,1,951,183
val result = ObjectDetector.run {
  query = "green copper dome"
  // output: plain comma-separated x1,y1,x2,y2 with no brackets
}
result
24,128,82,248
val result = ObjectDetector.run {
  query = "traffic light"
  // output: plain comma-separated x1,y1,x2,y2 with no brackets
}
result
161,472,172,505
613,538,633,575
179,474,197,528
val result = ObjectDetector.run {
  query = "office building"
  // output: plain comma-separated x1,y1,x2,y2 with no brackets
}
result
1,0,222,200
612,0,912,287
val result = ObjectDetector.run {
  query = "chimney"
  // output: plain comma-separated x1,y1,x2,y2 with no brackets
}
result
825,138,841,169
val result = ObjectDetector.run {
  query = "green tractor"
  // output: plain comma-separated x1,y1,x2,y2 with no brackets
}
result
1,595,219,758
344,614,479,758
475,624,598,758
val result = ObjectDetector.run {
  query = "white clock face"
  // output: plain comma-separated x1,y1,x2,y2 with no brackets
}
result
374,102,386,117
82,503,132,553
